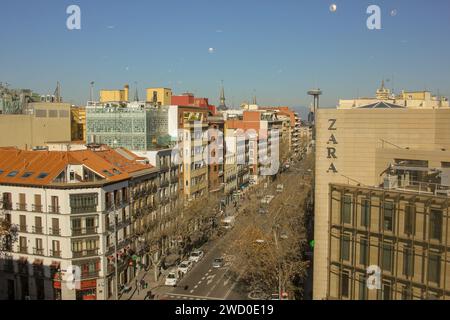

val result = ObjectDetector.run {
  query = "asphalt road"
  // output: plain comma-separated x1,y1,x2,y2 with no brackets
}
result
153,155,314,301
156,226,248,300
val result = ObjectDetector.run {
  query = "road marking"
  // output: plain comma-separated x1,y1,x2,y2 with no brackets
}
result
166,293,224,301
190,290,194,293
224,269,245,299
201,276,206,280
194,285,198,289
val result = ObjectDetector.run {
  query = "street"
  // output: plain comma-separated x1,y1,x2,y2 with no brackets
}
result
125,154,314,301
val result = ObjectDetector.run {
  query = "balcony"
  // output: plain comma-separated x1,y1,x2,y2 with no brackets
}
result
32,226,43,234
160,180,170,188
49,228,61,236
71,205,97,214
73,249,99,259
16,203,27,211
33,248,44,256
50,250,62,258
48,205,60,214
1,201,13,211
80,270,100,279
32,204,43,213
19,225,27,233
19,246,28,254
72,227,98,236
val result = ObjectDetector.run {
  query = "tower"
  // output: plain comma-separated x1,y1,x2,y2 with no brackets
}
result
307,88,322,144
217,81,228,111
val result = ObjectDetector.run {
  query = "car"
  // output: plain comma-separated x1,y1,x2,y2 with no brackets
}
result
165,272,179,287
212,257,224,268
177,260,193,274
259,207,268,214
189,250,204,263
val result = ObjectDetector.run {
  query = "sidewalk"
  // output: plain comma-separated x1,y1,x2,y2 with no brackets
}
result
120,266,165,300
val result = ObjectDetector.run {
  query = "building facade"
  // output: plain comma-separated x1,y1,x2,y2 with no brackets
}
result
0,146,159,300
314,107,450,300
0,102,71,150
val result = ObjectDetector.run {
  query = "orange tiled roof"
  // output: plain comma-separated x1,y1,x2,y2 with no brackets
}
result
0,147,153,186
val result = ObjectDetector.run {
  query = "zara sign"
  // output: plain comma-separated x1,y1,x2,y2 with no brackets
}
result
327,119,338,173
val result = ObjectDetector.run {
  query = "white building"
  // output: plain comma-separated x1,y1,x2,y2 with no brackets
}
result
0,145,159,300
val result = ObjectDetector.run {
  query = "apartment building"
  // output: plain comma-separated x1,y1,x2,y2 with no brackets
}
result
314,106,450,300
208,117,225,194
168,105,209,201
0,145,158,300
225,110,282,184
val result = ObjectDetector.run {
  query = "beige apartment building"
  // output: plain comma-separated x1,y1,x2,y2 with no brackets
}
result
0,102,71,149
314,106,450,300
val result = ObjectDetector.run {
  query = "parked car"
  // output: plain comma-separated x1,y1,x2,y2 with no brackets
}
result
259,207,268,214
189,250,204,263
212,257,225,268
221,216,235,229
165,272,179,287
178,260,193,274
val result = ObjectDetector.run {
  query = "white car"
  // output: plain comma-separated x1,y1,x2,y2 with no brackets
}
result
165,272,179,287
178,260,193,274
189,250,204,263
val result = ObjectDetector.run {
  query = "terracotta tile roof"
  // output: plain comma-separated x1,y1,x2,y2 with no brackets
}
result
0,147,154,187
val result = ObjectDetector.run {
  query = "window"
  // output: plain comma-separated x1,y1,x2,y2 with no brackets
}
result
359,274,367,300
342,195,352,224
428,252,441,284
402,285,413,300
403,245,414,277
361,198,370,227
404,204,415,236
383,201,395,231
70,193,98,214
341,271,350,298
382,281,392,300
52,240,60,257
429,209,442,241
359,237,369,266
21,172,33,178
382,242,394,272
19,215,26,232
37,172,48,179
19,237,27,253
341,233,351,262
7,171,19,177
34,217,42,234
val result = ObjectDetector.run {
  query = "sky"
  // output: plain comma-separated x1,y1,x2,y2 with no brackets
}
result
0,0,450,108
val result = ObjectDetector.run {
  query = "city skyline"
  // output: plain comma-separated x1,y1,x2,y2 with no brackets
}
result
1,0,450,107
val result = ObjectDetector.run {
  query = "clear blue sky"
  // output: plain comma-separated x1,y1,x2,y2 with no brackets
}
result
0,0,449,107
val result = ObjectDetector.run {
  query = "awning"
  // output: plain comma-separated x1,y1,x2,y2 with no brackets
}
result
33,259,43,266
18,257,28,264
50,261,61,270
